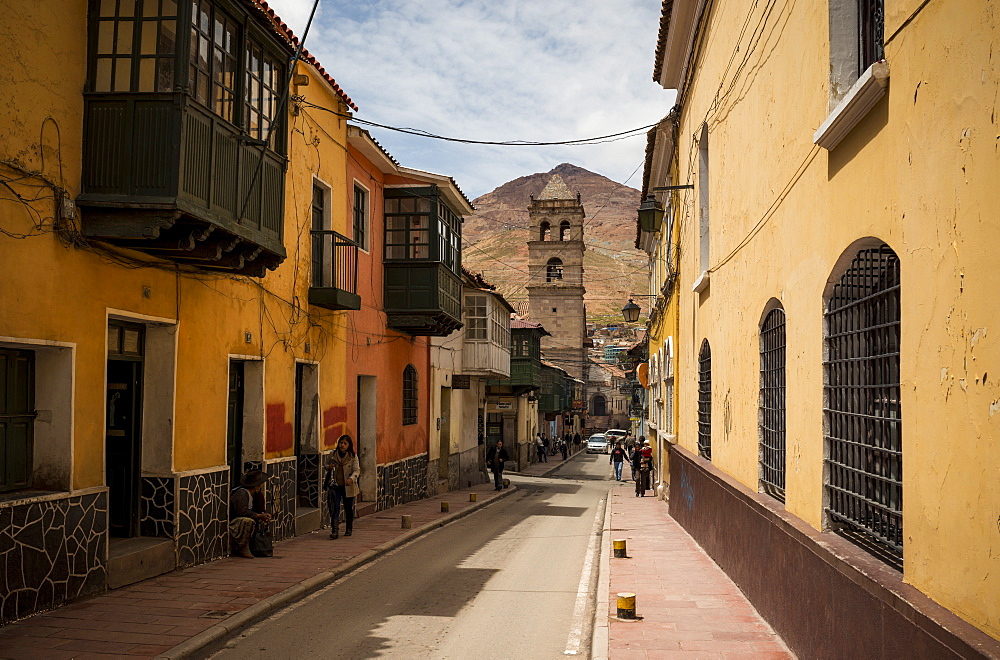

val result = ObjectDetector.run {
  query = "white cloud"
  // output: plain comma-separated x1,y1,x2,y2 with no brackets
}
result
268,0,676,197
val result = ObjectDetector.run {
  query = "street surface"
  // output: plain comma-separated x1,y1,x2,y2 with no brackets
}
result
204,453,616,660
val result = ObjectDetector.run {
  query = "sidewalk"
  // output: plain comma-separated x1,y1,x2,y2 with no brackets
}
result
0,483,513,660
597,481,794,659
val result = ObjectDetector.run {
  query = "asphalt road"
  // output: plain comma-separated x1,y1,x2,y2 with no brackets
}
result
203,453,616,660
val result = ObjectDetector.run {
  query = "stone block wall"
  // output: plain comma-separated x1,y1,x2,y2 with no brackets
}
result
377,453,428,510
265,459,297,542
176,469,228,568
0,490,108,625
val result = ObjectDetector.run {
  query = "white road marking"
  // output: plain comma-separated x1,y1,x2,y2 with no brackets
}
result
564,495,607,656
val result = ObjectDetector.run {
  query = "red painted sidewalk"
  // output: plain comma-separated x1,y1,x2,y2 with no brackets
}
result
0,483,510,660
606,482,794,659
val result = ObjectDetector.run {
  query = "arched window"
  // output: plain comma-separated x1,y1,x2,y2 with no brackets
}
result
546,258,563,282
559,221,570,241
403,364,418,426
592,394,607,417
539,221,551,241
825,242,901,568
759,305,786,502
697,340,712,460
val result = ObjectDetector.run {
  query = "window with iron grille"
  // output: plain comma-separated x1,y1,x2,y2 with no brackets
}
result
759,306,786,502
824,244,901,569
697,340,711,460
0,348,36,493
403,364,418,426
858,0,885,77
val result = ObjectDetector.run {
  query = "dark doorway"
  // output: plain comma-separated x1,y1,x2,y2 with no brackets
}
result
227,360,245,488
106,322,144,538
486,413,503,448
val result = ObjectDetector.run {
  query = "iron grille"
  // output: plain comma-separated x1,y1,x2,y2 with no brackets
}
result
858,0,885,77
697,340,712,460
403,365,418,426
759,308,786,502
310,230,359,294
824,244,902,569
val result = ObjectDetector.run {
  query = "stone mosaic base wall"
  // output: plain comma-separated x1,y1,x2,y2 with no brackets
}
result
319,450,332,527
176,470,228,568
265,460,296,542
376,453,428,511
139,477,174,538
0,491,108,625
297,453,320,509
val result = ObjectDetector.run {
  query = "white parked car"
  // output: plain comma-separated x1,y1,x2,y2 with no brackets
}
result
586,433,609,454
605,429,629,444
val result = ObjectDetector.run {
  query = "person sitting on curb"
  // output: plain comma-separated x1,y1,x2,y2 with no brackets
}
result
486,440,510,490
230,469,272,559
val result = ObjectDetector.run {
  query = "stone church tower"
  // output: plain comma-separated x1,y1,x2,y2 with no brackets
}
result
526,174,587,385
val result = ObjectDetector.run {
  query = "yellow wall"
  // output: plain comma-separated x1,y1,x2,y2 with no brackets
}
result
665,0,999,638
0,4,352,485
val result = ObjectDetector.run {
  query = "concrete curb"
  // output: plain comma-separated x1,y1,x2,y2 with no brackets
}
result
155,486,518,660
591,486,613,660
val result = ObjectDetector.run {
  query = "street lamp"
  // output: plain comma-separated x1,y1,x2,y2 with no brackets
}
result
637,195,664,233
621,299,641,323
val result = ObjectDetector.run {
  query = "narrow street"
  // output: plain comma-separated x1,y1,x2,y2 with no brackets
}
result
204,455,614,660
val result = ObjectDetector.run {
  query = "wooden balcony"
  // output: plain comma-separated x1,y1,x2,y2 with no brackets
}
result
77,96,286,277
385,263,463,336
309,230,360,311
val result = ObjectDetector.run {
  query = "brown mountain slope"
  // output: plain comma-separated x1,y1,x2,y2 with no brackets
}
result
462,163,648,320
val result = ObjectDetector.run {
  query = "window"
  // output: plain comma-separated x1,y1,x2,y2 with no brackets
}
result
93,0,178,93
465,295,488,340
403,364,418,425
385,195,431,260
490,303,510,348
353,184,369,251
697,340,711,460
698,124,710,275
759,306,786,502
0,348,36,492
310,181,328,286
592,395,607,417
245,41,280,140
858,0,885,78
540,221,551,241
559,221,570,241
546,258,563,282
189,0,238,121
824,243,901,569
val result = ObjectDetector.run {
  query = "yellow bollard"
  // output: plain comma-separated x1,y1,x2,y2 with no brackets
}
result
469,493,477,502
613,539,628,558
401,514,412,529
441,501,450,513
616,593,637,619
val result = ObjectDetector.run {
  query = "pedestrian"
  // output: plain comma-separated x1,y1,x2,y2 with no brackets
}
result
629,443,641,481
487,440,510,490
635,442,654,497
573,432,582,449
560,438,568,460
609,443,627,481
229,469,272,558
541,434,549,462
535,433,545,463
324,434,360,539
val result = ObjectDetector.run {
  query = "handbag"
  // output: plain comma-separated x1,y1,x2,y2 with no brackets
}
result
249,525,273,557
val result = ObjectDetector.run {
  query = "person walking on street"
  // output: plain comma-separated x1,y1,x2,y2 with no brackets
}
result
560,437,568,460
541,434,549,462
487,440,510,490
609,443,627,481
535,433,546,463
573,432,582,450
629,444,641,482
635,442,654,497
324,434,360,539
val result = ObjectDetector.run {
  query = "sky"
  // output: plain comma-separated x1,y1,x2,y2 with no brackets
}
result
267,0,675,199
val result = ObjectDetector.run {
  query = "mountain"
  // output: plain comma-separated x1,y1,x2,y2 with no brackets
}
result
462,163,648,320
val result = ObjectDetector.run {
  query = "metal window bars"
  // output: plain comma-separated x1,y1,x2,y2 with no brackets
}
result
759,307,787,502
697,340,712,460
310,230,358,295
858,0,885,77
824,244,902,570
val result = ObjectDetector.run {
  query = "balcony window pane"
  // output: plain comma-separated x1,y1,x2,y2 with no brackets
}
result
100,0,116,17
159,20,175,54
417,198,431,213
138,57,155,90
98,21,114,54
156,57,172,91
119,0,135,17
117,21,133,54
114,59,131,91
398,197,415,213
387,245,405,259
162,0,176,15
141,20,157,54
385,198,399,213
143,0,158,17
96,58,112,91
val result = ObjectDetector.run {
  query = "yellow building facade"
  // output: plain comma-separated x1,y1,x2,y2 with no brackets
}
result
646,0,1000,655
0,0,358,623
